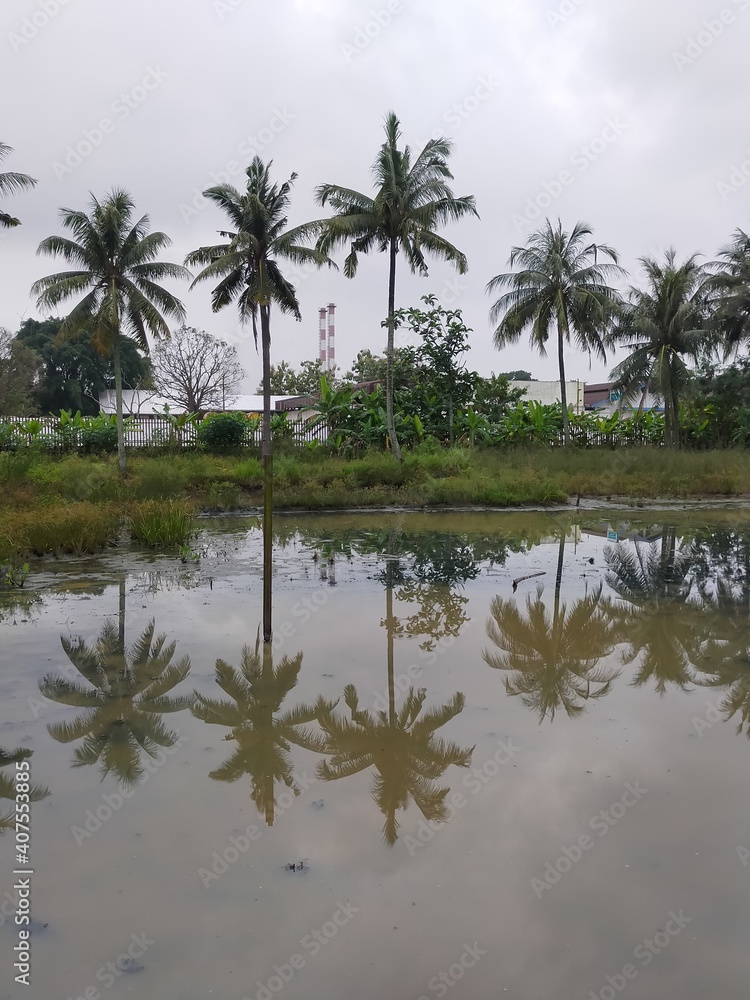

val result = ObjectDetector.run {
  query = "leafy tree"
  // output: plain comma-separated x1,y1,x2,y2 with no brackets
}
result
343,346,419,389
487,218,624,445
472,373,526,424
0,328,43,415
39,618,193,786
315,111,478,460
393,294,474,443
0,142,36,229
151,325,244,413
683,356,750,448
32,189,189,475
609,250,712,448
258,357,340,396
186,158,333,642
15,317,150,416
501,370,535,381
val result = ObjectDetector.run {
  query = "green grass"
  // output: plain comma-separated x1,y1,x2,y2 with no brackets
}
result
1,446,750,562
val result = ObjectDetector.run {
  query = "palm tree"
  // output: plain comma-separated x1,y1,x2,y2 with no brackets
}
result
315,111,478,460
191,636,330,825
0,142,37,229
484,529,620,721
316,684,472,845
487,219,624,445
609,250,712,448
709,228,750,353
604,532,701,694
0,748,49,833
32,190,189,475
39,619,193,786
186,158,333,642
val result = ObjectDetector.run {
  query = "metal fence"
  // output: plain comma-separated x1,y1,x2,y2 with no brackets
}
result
1,415,329,450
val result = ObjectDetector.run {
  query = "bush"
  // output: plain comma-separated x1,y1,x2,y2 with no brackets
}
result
197,412,249,453
80,423,118,454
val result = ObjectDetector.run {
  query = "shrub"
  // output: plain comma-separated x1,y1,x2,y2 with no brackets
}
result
80,422,118,454
197,412,249,453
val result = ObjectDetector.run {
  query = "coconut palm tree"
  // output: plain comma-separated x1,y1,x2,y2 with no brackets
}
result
0,142,37,229
191,636,330,825
32,189,189,475
487,219,624,445
484,528,620,721
315,111,478,460
39,619,193,786
186,157,334,642
709,228,750,354
0,748,49,834
604,532,701,694
316,684,472,845
608,250,712,448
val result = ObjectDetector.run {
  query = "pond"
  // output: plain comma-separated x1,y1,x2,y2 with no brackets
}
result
1,509,749,1000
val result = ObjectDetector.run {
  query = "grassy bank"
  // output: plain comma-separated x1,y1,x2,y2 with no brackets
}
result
1,446,749,562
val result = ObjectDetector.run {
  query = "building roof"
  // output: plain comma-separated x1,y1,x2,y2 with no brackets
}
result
98,390,294,415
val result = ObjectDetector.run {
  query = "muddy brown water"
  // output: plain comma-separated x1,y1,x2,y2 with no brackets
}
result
1,509,749,1000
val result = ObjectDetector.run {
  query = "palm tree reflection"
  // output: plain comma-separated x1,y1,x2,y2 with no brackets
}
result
316,684,473,845
484,528,620,721
0,748,49,833
192,635,330,825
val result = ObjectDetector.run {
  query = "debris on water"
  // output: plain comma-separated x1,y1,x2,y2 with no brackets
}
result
311,799,325,810
29,920,48,934
284,860,308,873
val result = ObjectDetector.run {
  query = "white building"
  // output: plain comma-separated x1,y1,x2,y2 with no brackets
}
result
98,390,296,416
510,380,585,415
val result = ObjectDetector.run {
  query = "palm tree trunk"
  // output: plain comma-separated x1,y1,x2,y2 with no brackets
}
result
262,641,275,825
672,386,681,449
118,576,126,655
386,238,402,461
113,334,127,477
261,305,273,644
554,527,566,626
386,576,396,724
557,320,570,446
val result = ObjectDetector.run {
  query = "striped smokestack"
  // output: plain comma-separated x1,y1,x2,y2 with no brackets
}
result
327,303,336,371
319,308,328,367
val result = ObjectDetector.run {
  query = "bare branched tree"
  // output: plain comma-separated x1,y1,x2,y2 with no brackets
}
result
151,326,244,413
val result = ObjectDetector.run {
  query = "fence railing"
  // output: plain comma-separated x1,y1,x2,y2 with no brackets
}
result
0,415,329,451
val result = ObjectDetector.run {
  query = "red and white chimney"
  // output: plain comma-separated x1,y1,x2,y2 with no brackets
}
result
327,303,336,371
319,308,328,368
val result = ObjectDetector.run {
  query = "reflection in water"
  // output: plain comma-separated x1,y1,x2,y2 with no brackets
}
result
39,610,193,786
694,579,750,737
484,529,620,721
604,531,700,694
316,684,473,845
0,747,49,832
192,634,330,825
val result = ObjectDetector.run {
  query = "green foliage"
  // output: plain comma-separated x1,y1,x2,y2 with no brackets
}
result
80,414,118,454
128,500,195,547
197,411,249,452
15,318,151,416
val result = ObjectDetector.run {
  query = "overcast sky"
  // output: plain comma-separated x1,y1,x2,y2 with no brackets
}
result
1,0,748,391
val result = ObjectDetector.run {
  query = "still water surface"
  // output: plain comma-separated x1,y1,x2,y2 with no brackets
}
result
1,510,749,999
